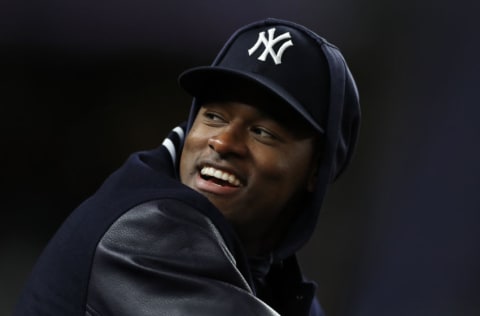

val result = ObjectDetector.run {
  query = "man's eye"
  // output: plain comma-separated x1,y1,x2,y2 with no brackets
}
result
204,112,224,122
251,127,275,139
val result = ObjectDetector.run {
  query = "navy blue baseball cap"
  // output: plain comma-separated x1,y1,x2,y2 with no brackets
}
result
179,18,360,183
179,18,332,134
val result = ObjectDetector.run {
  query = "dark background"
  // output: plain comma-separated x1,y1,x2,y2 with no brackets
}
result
1,1,479,315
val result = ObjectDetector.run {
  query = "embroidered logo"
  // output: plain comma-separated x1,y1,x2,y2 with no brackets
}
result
248,28,294,65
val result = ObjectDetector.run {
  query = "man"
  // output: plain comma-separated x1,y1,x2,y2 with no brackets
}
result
14,18,360,316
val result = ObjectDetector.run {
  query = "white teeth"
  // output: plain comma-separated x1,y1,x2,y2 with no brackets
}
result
200,166,241,186
214,170,222,179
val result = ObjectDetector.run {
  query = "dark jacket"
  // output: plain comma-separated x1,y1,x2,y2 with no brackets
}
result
13,125,323,316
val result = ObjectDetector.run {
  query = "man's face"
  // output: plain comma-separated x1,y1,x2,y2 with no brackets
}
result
179,99,319,254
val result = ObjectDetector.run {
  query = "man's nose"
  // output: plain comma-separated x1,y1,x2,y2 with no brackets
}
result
207,126,248,157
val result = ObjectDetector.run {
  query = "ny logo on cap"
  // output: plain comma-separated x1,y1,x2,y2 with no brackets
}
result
248,28,294,65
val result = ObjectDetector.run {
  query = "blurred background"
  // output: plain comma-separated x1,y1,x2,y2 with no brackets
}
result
1,0,479,315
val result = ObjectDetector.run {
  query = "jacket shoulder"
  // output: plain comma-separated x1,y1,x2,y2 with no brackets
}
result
87,199,280,316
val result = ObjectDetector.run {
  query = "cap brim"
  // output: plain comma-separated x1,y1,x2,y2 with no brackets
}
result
178,66,324,134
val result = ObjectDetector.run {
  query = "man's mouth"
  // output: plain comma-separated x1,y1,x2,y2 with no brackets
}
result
200,166,241,187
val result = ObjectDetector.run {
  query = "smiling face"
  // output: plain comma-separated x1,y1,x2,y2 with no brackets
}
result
179,96,319,256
